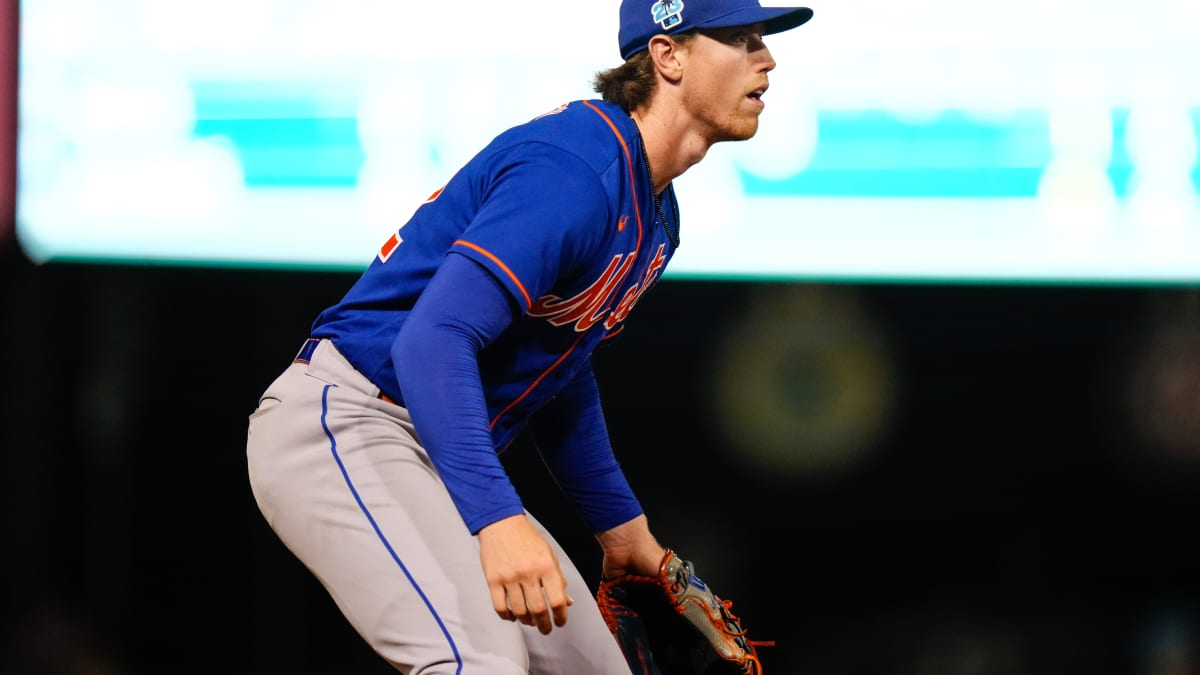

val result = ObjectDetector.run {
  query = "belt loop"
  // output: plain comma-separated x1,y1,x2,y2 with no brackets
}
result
294,338,320,364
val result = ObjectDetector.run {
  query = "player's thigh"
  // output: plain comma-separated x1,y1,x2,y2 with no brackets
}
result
521,513,632,675
250,381,529,673
327,407,539,672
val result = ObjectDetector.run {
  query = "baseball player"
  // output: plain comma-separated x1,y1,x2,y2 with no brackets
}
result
245,0,813,672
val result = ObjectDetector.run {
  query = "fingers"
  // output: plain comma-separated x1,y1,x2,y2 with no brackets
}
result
552,591,575,629
477,515,575,635
494,577,574,635
490,585,514,622
521,582,550,634
532,579,573,635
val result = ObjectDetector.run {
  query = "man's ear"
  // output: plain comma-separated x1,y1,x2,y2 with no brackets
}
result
646,35,684,83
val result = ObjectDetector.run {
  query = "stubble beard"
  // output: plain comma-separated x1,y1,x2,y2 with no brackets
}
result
714,112,761,144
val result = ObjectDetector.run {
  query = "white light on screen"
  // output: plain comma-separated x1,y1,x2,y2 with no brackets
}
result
14,0,1200,283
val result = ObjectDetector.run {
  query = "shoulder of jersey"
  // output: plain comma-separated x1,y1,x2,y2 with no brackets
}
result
494,99,633,174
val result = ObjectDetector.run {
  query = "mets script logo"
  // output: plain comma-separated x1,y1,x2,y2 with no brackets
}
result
528,244,668,332
651,0,684,30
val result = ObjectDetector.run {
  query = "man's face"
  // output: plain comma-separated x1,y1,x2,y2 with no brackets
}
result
679,22,777,144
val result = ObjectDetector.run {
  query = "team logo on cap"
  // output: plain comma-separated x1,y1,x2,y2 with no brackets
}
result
651,0,684,30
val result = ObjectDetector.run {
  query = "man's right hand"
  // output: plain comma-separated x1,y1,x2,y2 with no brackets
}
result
477,514,574,635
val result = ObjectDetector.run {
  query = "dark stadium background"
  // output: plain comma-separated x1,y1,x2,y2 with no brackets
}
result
3,248,1198,675
2,2,1199,672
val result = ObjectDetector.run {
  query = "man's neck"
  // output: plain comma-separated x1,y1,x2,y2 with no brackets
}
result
630,106,711,194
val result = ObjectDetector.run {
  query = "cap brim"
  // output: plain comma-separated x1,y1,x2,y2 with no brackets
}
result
695,6,814,36
763,7,814,35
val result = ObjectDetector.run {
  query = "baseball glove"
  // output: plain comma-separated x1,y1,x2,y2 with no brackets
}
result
596,549,774,674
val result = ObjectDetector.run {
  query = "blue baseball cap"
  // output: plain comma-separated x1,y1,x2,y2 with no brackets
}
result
619,0,814,60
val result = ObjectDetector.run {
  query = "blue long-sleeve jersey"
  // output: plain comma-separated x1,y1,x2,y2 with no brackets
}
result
311,99,679,534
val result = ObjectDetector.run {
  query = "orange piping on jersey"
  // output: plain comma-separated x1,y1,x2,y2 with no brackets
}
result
489,333,587,430
488,105,644,430
581,100,644,251
454,239,533,310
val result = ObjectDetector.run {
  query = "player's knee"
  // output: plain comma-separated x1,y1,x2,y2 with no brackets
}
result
395,652,528,675
408,661,527,675
370,626,529,674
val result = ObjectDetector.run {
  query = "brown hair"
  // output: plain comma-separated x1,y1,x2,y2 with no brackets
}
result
592,32,697,113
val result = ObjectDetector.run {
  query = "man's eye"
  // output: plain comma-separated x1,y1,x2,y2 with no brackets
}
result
730,32,762,46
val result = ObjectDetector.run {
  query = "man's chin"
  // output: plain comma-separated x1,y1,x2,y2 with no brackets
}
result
724,122,760,143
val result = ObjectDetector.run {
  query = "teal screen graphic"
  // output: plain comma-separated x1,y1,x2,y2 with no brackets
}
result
16,0,1200,283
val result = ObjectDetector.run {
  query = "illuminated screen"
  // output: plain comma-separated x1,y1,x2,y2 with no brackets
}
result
16,0,1200,282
